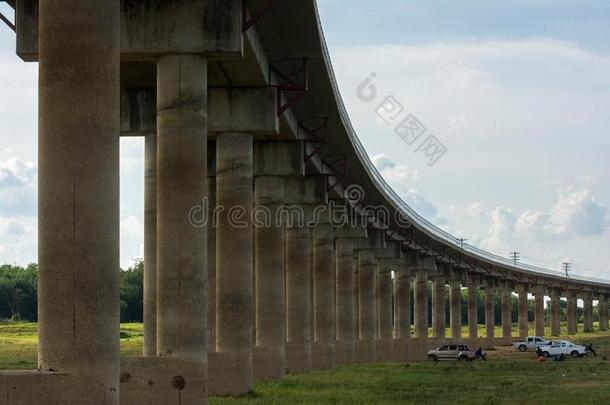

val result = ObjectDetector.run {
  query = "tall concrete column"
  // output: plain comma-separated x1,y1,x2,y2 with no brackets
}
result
143,132,157,357
357,250,376,363
253,177,285,381
449,281,462,339
534,291,545,337
468,284,478,339
395,267,411,340
583,292,593,333
414,270,429,340
516,284,528,338
156,54,208,399
214,133,253,393
336,238,355,365
484,286,495,339
550,289,561,337
312,223,336,370
38,1,120,401
597,294,608,332
432,276,446,339
285,223,312,373
501,288,512,339
377,267,393,344
566,290,578,335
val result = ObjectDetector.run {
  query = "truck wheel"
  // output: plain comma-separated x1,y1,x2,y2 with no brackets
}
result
428,354,438,362
518,345,527,352
542,351,550,358
458,355,468,361
571,351,579,358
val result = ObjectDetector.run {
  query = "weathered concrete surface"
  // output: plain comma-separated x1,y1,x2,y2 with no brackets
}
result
394,266,411,361
414,270,429,340
285,225,312,373
209,88,278,136
533,288,545,337
432,276,446,339
501,288,512,338
599,295,609,332
566,290,578,335
356,250,376,363
484,286,495,339
515,284,528,338
0,371,72,405
211,133,254,395
37,1,120,402
156,54,208,403
253,177,285,381
583,292,593,333
550,290,561,336
468,284,478,338
376,267,394,362
450,281,462,339
312,223,336,370
120,357,206,405
335,238,356,366
143,132,157,357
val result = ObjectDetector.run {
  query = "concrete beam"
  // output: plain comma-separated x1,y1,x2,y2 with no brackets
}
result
254,141,304,177
209,88,279,136
17,0,244,61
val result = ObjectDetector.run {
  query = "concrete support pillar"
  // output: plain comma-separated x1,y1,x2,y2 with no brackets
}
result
449,281,462,339
253,177,285,381
583,292,593,333
377,268,393,340
534,292,545,337
484,286,495,339
414,270,429,339
37,1,120,401
432,277,446,339
156,54,208,399
356,250,376,363
599,295,608,332
143,132,157,357
516,284,528,338
213,133,254,394
286,224,312,373
550,290,561,337
312,223,336,370
566,290,578,335
468,284,478,339
336,239,355,366
501,289,512,338
395,267,411,340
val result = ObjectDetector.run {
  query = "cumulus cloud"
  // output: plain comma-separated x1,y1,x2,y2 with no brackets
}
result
480,207,517,252
372,154,447,226
546,188,607,236
0,158,37,217
2,220,28,237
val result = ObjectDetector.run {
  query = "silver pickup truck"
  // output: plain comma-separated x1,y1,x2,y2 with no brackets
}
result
512,336,551,352
428,344,479,361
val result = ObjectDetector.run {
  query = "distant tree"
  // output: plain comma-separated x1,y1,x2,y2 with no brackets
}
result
120,259,144,323
0,264,38,321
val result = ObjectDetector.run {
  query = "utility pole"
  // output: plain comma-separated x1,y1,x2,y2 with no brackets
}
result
563,262,571,279
510,251,520,267
458,238,468,249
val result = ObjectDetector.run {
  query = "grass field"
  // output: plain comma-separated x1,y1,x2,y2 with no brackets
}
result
1,322,609,404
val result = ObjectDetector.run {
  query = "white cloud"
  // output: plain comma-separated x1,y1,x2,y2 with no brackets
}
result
480,207,517,252
466,202,485,222
0,158,36,188
546,188,607,236
0,158,37,217
2,220,28,237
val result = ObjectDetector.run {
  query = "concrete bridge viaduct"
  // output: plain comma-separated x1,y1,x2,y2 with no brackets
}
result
1,1,609,404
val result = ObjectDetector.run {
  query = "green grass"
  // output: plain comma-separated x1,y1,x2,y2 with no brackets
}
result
0,321,143,369
2,322,609,403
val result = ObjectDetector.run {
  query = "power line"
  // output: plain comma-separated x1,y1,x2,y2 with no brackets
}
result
563,262,572,279
509,251,520,267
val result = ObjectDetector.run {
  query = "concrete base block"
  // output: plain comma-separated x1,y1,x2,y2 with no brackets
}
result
410,338,430,361
335,340,355,367
120,357,206,405
253,345,285,382
392,338,410,362
208,351,252,397
285,342,311,374
375,340,394,363
0,370,72,405
311,341,336,370
355,340,375,363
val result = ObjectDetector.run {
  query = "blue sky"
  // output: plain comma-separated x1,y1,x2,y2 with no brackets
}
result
0,1,609,280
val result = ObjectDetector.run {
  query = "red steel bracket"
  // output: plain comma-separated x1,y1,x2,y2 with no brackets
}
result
301,118,329,162
325,155,347,191
271,59,308,115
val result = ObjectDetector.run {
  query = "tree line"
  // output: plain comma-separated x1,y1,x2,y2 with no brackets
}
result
0,260,143,323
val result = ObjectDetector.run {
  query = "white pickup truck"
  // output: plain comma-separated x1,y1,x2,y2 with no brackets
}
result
539,340,587,358
512,336,551,352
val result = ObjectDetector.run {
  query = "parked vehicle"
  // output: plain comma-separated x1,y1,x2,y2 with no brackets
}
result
512,336,551,352
538,340,587,358
428,344,478,361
